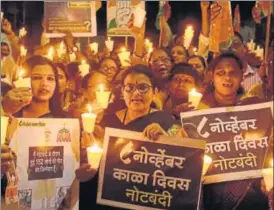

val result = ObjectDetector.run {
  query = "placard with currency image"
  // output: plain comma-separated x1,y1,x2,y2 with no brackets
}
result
181,102,273,184
97,128,206,210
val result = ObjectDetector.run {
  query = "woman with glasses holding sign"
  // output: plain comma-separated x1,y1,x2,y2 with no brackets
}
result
77,64,181,210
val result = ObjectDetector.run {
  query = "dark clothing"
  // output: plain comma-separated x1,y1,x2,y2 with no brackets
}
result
80,110,178,210
199,93,269,210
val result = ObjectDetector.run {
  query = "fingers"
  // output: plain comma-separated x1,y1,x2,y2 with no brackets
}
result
143,123,167,141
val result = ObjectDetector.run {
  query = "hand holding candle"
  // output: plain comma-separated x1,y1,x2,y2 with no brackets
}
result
188,88,203,109
202,155,212,176
81,104,97,133
20,46,27,57
262,159,273,192
13,68,31,88
118,47,131,67
89,42,99,54
87,143,103,169
79,60,90,77
96,84,111,109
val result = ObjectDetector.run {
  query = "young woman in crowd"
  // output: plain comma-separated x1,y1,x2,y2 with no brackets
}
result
171,44,189,64
76,64,181,210
164,63,200,118
196,52,268,210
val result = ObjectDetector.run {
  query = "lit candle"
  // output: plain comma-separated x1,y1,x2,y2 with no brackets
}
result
96,84,111,109
89,42,99,54
262,159,273,191
47,47,54,61
255,46,264,60
188,88,203,109
202,155,212,176
87,143,103,169
13,68,31,88
184,25,194,50
105,37,114,52
69,53,76,62
246,39,255,52
118,47,131,67
20,46,27,57
1,116,9,145
79,60,90,77
193,47,198,55
19,27,27,38
81,104,97,133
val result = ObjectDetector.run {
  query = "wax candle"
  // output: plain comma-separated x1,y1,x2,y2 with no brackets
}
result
202,155,212,176
262,159,273,191
19,27,27,38
255,46,264,60
1,116,9,145
87,143,103,169
118,47,131,67
20,46,27,57
188,88,203,109
69,53,76,62
89,42,98,54
184,25,194,50
13,68,31,88
47,47,54,61
81,104,97,133
79,60,90,77
246,39,255,52
57,41,66,58
96,84,111,109
105,37,114,52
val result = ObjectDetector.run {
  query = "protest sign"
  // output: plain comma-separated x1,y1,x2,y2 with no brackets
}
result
9,118,80,210
97,128,206,210
181,102,273,184
107,1,145,36
44,2,97,38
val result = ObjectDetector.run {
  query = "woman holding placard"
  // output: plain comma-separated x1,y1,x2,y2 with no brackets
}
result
77,65,181,210
196,53,268,210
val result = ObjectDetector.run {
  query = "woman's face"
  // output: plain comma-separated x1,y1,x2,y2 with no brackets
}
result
169,73,196,100
99,59,118,82
122,73,154,112
213,58,243,97
150,49,173,80
87,73,109,101
171,46,187,64
57,67,67,94
31,65,56,102
188,57,205,75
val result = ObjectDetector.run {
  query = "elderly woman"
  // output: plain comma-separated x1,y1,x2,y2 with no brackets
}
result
77,64,181,210
196,53,269,210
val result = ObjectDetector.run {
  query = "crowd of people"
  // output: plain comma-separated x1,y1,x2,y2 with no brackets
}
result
1,1,273,210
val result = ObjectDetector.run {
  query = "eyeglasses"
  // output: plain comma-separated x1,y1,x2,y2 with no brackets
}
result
123,83,152,94
151,57,171,64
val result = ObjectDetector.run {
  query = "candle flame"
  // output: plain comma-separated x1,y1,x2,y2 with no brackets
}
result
148,48,153,53
145,39,150,44
88,143,103,153
186,25,193,31
204,155,212,164
81,60,86,65
190,88,196,93
87,104,92,113
193,47,197,52
99,84,104,92
60,41,64,49
48,47,54,55
121,47,126,53
18,68,25,79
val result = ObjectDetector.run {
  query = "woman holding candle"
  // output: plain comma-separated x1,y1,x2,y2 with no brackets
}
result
195,53,268,210
98,57,120,83
164,63,201,119
77,65,181,210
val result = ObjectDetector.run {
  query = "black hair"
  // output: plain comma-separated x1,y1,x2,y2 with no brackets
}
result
54,62,68,80
25,55,64,117
81,71,108,89
187,55,207,69
121,64,157,89
208,52,244,72
148,48,173,66
98,57,120,82
169,62,200,85
67,62,80,78
172,44,189,57
1,42,9,47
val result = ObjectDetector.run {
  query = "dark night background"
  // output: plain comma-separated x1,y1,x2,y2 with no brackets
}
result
1,1,256,49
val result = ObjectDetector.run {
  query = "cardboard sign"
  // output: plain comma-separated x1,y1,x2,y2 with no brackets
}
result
181,102,273,184
9,118,80,210
107,1,145,36
97,128,206,210
44,2,97,38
